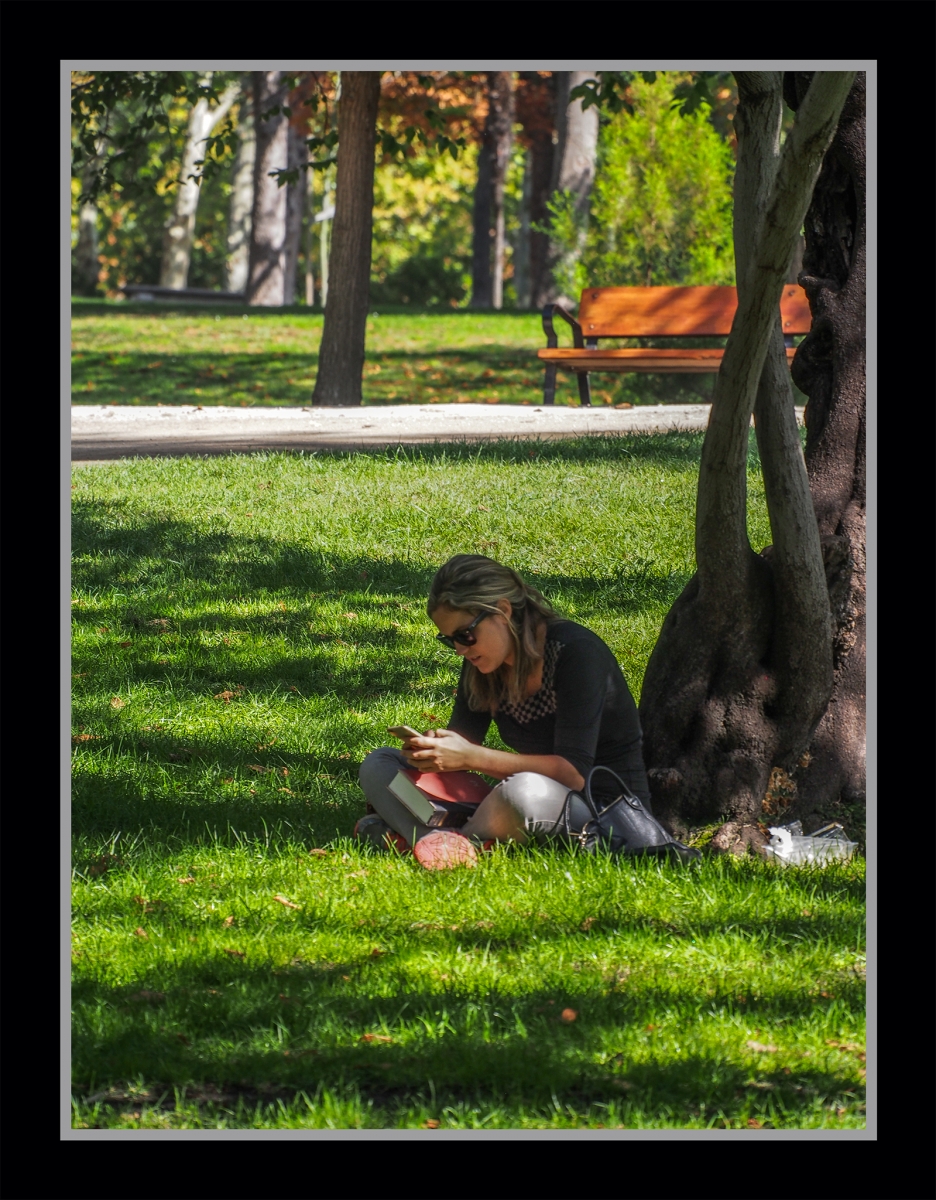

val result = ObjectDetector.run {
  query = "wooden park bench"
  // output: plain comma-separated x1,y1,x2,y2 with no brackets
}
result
120,284,246,304
538,284,811,405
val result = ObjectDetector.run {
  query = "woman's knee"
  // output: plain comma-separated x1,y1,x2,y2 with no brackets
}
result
495,771,571,819
358,746,405,788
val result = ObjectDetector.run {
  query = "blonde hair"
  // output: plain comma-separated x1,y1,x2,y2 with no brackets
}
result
427,555,557,712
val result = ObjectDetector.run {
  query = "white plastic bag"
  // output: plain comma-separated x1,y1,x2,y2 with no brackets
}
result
764,821,858,866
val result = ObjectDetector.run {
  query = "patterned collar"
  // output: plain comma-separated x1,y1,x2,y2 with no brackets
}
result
499,638,562,725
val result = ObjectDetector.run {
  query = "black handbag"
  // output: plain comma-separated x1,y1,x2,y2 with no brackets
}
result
554,765,700,862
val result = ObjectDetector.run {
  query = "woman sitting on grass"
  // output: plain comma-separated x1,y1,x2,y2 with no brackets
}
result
356,554,654,870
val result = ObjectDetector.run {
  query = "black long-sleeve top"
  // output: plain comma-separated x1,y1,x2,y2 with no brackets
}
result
448,619,650,806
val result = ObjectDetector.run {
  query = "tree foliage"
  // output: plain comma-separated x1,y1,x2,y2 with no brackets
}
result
548,73,736,299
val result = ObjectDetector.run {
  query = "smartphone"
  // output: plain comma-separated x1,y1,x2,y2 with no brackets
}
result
387,725,422,741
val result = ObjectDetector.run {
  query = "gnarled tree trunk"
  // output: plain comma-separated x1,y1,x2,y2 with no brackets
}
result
637,71,858,855
785,72,866,831
310,71,381,406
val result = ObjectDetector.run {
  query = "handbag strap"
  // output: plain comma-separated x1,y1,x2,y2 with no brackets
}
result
584,764,640,817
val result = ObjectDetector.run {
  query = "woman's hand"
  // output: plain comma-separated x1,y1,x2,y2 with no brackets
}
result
403,728,476,773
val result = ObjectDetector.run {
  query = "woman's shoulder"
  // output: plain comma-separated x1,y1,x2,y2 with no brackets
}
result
546,619,614,657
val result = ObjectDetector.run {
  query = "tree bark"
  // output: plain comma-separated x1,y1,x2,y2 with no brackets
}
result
283,124,308,305
542,71,599,307
785,72,867,827
637,71,856,854
246,72,289,306
226,79,255,294
471,72,514,309
310,71,381,406
74,143,104,296
159,78,239,290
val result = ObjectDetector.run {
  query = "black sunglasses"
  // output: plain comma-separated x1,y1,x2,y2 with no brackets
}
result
435,611,492,650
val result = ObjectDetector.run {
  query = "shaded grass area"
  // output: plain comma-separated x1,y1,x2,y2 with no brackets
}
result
70,302,722,408
71,436,863,1129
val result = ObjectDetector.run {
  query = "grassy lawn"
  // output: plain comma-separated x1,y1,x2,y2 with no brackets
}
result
70,436,865,1130
70,300,720,409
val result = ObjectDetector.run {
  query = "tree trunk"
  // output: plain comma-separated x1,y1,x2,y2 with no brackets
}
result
784,72,867,830
542,71,599,307
310,71,381,406
226,79,255,294
283,124,308,305
160,78,239,290
513,152,532,308
527,77,558,310
637,71,857,855
246,72,289,306
471,72,514,309
74,144,104,296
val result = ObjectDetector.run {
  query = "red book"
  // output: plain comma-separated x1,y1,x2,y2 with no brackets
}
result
402,769,491,806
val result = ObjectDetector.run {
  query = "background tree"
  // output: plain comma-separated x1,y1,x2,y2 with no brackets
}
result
225,78,255,294
633,71,859,853
471,72,514,309
310,71,382,405
515,72,558,309
159,75,239,290
541,71,599,307
246,72,290,306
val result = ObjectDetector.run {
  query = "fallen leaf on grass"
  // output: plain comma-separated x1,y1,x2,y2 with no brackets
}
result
223,948,245,959
422,1119,440,1128
580,917,597,931
560,1008,578,1023
72,733,100,743
88,854,122,875
133,927,148,939
110,697,126,709
278,994,299,1005
118,641,133,649
177,876,196,884
248,765,269,773
222,915,235,928
370,947,386,958
274,894,300,910
747,1118,764,1129
214,691,236,703
222,777,235,785
746,1041,779,1053
347,870,368,879
309,849,328,857
361,1033,393,1043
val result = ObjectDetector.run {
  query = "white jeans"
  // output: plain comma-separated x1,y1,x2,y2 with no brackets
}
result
358,747,592,847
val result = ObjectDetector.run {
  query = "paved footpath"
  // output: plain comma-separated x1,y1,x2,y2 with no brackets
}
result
72,402,804,464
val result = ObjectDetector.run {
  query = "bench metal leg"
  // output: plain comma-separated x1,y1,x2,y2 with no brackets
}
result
576,370,592,407
543,363,558,405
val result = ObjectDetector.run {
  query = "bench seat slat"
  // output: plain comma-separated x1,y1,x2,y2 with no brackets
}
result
538,347,797,374
575,284,810,337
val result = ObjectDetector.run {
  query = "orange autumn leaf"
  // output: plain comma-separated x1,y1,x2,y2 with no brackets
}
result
560,1008,578,1023
361,1033,393,1043
133,927,148,939
422,1119,440,1128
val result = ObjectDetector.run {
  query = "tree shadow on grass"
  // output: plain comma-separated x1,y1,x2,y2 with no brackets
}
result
71,960,864,1124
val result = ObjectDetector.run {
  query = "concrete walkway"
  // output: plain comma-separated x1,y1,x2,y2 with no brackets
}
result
72,402,804,464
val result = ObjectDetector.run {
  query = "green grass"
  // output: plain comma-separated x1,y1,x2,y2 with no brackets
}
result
71,437,864,1130
70,301,721,409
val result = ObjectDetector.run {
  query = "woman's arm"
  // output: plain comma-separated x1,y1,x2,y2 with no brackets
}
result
404,730,585,792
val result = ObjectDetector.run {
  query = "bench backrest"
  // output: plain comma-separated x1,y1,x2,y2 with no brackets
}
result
576,285,811,338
